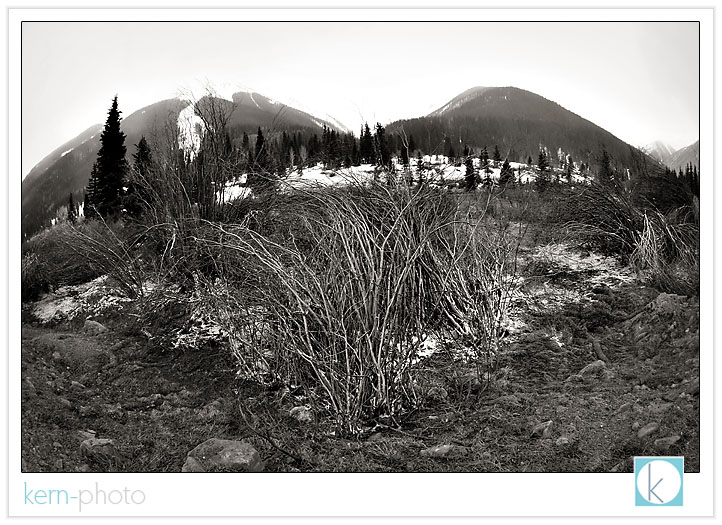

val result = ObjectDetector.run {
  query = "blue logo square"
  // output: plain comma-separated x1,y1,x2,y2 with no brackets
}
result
634,457,684,506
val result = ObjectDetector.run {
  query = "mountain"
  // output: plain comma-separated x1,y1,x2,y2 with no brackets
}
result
666,140,699,172
22,91,344,239
387,86,657,172
643,140,676,164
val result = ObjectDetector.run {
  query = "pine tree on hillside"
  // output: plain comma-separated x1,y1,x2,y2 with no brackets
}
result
254,127,266,167
536,150,550,192
126,136,152,217
499,159,514,186
493,145,502,168
87,95,128,218
67,193,77,224
85,164,100,219
465,156,477,191
537,150,549,172
358,124,373,164
374,123,391,168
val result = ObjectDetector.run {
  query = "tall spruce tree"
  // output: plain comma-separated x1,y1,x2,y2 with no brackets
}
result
88,96,128,218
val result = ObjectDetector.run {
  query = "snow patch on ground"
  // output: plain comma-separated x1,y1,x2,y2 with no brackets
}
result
31,276,131,324
60,149,73,157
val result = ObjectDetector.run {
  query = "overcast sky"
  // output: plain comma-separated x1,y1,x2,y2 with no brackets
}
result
22,21,699,177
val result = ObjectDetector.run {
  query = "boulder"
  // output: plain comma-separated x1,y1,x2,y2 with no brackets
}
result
420,444,468,458
579,360,607,377
654,435,681,451
531,420,553,438
80,438,118,463
637,422,660,439
182,438,263,473
289,406,313,424
83,319,108,334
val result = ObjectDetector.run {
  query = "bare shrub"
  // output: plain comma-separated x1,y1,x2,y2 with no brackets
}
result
561,182,699,296
21,252,52,302
190,179,519,434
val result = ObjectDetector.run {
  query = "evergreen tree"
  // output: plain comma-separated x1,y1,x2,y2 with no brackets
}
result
481,147,491,175
85,164,99,219
527,155,533,166
126,136,152,217
88,95,128,218
536,150,550,192
493,145,502,168
537,149,549,172
254,127,266,167
374,123,391,168
359,123,374,164
67,193,76,224
465,156,477,191
499,159,514,186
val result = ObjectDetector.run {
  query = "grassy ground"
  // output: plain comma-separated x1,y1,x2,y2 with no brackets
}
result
20,239,700,473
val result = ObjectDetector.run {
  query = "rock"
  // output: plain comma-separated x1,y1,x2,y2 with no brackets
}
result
80,438,118,463
58,397,72,409
663,389,681,401
77,430,96,440
289,406,313,424
52,351,62,361
579,360,607,377
592,284,612,295
32,333,109,374
654,293,685,315
555,436,570,446
631,421,641,431
637,422,660,439
600,369,616,382
426,385,449,402
531,420,553,438
617,402,633,413
198,400,223,420
182,438,263,473
684,377,700,396
77,463,92,473
83,319,108,334
654,435,681,451
649,402,673,415
565,374,584,383
70,381,86,391
420,444,468,458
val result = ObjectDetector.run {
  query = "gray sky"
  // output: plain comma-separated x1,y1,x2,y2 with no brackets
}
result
22,21,699,177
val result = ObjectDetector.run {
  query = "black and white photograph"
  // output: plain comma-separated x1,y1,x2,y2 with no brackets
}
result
9,5,715,519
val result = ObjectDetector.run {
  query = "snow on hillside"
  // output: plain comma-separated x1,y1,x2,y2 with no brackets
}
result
177,103,205,159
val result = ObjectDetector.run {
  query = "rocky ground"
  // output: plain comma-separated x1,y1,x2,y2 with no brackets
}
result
20,243,700,473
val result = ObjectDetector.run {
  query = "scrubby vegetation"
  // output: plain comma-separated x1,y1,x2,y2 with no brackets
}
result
21,95,700,472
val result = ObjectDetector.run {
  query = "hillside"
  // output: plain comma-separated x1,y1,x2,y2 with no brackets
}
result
666,140,699,171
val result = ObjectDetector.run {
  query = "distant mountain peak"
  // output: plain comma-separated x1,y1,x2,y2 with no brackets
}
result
642,140,676,163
